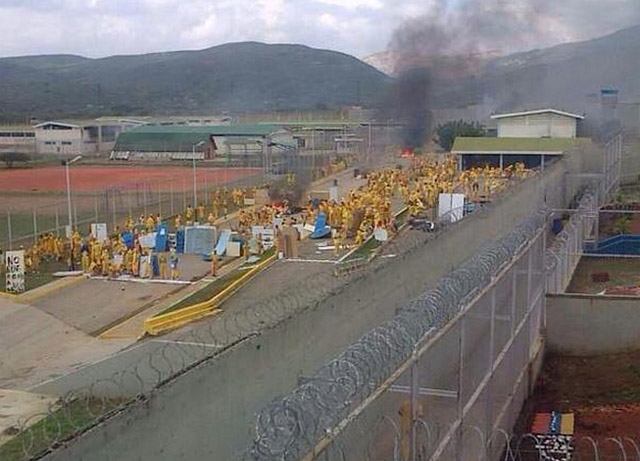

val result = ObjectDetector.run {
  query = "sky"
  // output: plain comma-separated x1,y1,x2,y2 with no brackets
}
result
0,0,639,59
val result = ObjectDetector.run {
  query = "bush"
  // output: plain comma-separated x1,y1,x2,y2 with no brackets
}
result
0,152,30,168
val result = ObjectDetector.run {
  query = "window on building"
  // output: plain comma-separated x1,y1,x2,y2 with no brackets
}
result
62,141,73,145
44,141,56,145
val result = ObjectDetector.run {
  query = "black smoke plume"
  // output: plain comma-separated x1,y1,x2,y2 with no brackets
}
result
385,0,564,148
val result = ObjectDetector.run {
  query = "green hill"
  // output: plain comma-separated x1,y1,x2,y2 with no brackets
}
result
0,42,390,119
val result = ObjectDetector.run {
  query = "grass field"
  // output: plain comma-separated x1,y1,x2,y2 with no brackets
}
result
0,398,121,461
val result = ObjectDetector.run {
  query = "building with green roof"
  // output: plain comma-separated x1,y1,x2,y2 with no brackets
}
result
111,124,295,161
452,137,593,170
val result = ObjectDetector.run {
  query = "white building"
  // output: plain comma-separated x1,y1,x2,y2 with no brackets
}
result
491,109,584,139
0,125,36,154
34,119,144,156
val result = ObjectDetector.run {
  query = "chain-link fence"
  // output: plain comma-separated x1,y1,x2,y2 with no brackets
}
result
244,209,547,460
0,155,602,460
0,170,264,251
545,189,598,294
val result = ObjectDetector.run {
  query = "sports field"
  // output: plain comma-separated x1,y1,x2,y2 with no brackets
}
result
0,165,261,193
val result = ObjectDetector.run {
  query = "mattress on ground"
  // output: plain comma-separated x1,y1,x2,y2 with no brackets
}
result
184,226,217,255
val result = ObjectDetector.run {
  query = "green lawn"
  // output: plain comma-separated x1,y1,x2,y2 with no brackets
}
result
154,248,275,316
0,210,96,249
342,236,382,263
0,399,121,461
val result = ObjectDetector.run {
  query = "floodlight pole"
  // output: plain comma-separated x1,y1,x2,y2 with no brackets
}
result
65,155,82,233
192,144,197,208
192,141,205,208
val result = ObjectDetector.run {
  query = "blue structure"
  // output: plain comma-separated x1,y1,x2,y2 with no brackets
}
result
175,229,185,254
310,212,331,239
155,224,169,251
585,234,640,255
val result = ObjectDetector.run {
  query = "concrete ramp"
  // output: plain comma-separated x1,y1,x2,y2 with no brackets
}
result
0,298,133,390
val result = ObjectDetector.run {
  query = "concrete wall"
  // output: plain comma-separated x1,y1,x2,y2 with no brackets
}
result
497,113,577,138
35,125,83,155
43,163,569,461
0,129,36,154
547,293,640,355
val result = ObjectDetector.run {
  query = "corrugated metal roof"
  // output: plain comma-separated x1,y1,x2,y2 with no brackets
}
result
490,109,584,120
452,137,592,154
130,124,284,136
114,124,286,152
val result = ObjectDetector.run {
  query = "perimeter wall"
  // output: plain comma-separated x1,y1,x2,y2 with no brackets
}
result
546,293,640,355
44,159,572,461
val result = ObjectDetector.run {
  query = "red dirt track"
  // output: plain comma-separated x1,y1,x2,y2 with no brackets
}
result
0,166,260,192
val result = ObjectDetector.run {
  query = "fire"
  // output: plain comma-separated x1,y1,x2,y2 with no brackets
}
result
400,147,415,158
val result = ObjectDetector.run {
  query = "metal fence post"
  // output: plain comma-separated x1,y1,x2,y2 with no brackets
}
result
410,360,419,461
94,195,99,224
170,182,174,217
485,284,497,458
33,209,38,244
183,179,187,211
204,175,209,206
143,184,148,216
526,243,533,308
128,189,132,219
511,266,517,334
55,207,60,237
112,189,117,231
456,314,465,461
74,203,78,232
7,210,12,250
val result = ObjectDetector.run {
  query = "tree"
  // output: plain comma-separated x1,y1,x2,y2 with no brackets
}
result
0,152,30,168
436,120,487,152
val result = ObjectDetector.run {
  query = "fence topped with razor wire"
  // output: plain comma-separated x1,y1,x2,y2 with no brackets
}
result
545,187,599,294
1,153,606,461
243,208,548,460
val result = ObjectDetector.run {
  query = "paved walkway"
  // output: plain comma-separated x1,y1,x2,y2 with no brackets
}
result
98,257,247,339
0,297,133,390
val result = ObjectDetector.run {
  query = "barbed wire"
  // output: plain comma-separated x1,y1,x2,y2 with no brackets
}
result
242,207,546,460
0,173,556,461
307,417,640,461
544,187,598,294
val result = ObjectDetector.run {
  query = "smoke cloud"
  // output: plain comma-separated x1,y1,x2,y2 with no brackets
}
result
385,0,634,147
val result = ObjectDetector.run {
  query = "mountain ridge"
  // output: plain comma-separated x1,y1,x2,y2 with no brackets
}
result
0,42,390,120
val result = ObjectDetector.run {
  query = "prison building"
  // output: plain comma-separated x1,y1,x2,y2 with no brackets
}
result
452,137,593,170
110,124,295,162
34,119,144,155
491,109,584,138
0,125,36,154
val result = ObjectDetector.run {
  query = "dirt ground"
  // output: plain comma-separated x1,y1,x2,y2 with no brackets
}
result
0,165,259,193
516,351,640,458
567,256,640,294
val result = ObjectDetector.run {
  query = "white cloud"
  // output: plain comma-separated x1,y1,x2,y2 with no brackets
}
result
0,0,636,59
313,0,383,10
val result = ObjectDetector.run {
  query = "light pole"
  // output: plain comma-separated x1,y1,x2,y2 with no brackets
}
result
192,141,205,207
65,155,82,234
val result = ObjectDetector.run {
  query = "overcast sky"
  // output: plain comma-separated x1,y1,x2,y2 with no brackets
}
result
0,0,638,59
